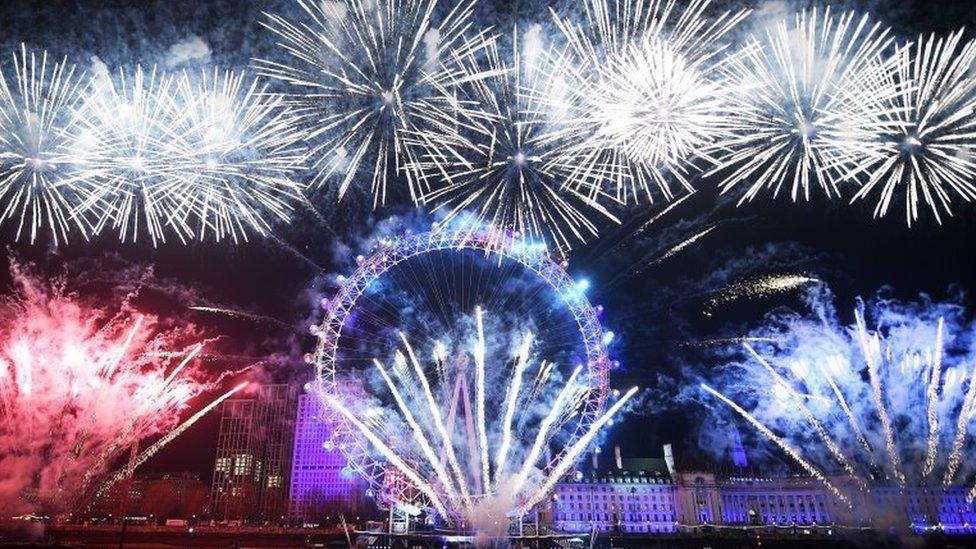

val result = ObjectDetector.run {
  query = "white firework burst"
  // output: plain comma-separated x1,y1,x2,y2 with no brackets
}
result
847,31,976,225
174,69,305,243
707,8,896,203
73,66,305,245
73,65,185,245
404,30,620,252
545,36,738,204
548,0,749,204
257,0,490,207
0,45,90,244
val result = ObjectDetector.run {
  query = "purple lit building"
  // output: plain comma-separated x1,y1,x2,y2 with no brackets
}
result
548,447,678,534
288,393,363,522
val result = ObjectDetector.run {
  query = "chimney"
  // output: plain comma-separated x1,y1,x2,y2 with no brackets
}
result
731,427,748,468
663,443,675,475
614,445,622,469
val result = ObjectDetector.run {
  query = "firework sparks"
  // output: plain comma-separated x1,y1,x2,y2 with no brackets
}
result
72,65,185,245
74,67,305,245
707,8,895,203
318,309,629,528
96,381,248,497
636,224,715,274
703,294,976,503
517,385,639,514
189,305,292,329
0,261,224,515
547,0,749,204
848,31,976,225
256,0,491,207
0,46,90,244
705,274,821,313
173,69,305,243
405,30,619,252
701,383,849,504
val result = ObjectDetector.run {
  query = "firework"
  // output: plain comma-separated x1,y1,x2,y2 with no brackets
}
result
95,381,248,498
72,65,185,245
189,305,292,329
636,224,715,273
257,0,491,207
0,261,227,515
707,8,895,203
847,31,976,225
316,308,635,529
547,0,749,204
703,293,976,503
705,274,821,313
73,66,305,245
0,46,90,244
172,69,305,243
405,31,620,252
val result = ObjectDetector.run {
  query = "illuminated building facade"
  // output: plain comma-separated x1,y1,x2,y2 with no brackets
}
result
713,475,832,526
547,446,976,537
288,392,364,522
547,447,678,534
210,384,297,522
851,486,976,535
550,455,677,534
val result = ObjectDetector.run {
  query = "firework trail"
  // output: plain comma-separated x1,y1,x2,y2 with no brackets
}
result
680,336,778,348
855,308,906,485
546,0,749,204
0,46,90,245
517,385,639,514
405,29,619,253
95,381,248,497
635,224,715,274
257,0,492,207
705,274,821,313
945,365,976,485
847,31,976,225
707,8,895,203
0,261,225,515
321,391,452,519
397,330,474,508
701,383,849,505
189,305,293,329
319,310,631,529
702,292,976,503
743,342,866,490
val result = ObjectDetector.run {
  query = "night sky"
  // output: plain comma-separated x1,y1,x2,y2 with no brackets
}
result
1,0,975,484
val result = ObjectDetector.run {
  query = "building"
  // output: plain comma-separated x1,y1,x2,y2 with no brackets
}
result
210,384,297,523
139,473,210,520
288,392,364,522
672,470,833,528
85,473,208,521
847,485,976,535
550,450,677,534
545,445,976,537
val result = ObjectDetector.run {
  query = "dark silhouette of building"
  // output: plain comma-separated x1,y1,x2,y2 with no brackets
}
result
210,384,297,523
86,473,207,521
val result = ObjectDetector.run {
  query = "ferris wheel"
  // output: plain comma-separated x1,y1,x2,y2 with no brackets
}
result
308,228,614,523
